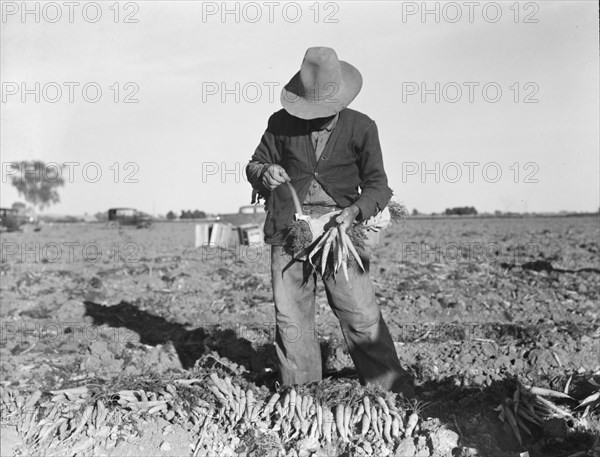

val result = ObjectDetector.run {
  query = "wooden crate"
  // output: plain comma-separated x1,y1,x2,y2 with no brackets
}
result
238,224,263,246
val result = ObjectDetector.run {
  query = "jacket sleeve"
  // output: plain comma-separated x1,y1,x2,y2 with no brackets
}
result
353,121,393,220
246,115,281,197
246,161,270,193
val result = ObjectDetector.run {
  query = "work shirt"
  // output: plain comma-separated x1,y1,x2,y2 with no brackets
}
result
246,108,393,245
304,113,339,206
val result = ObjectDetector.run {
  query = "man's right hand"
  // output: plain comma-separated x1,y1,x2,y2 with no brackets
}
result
262,164,290,190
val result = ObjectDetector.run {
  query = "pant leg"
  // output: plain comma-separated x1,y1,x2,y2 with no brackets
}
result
322,257,412,393
271,245,322,385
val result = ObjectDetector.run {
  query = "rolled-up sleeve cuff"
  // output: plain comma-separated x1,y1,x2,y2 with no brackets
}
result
354,195,377,221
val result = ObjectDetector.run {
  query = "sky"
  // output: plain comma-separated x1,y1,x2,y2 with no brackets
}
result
1,1,598,216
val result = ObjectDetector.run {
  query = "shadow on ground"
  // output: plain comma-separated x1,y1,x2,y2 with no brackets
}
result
84,300,276,374
415,377,596,457
84,300,347,385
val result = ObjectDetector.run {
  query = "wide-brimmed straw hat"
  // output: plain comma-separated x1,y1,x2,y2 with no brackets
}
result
280,47,363,120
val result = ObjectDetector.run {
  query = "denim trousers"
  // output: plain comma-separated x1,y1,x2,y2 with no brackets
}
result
270,208,412,392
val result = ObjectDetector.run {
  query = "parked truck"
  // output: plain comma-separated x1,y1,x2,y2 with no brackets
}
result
107,208,153,228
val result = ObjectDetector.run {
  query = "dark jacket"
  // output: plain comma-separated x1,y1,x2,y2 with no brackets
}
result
247,108,393,245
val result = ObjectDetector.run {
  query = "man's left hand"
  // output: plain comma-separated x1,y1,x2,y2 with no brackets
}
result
335,205,360,232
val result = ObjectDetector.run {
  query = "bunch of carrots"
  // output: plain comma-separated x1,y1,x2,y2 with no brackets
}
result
208,373,419,445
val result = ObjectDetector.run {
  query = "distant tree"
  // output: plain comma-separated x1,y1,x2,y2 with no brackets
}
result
11,202,27,213
179,209,206,219
8,161,65,213
166,211,177,220
412,208,419,216
444,206,478,216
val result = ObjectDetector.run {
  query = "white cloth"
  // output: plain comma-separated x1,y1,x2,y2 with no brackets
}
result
362,206,391,232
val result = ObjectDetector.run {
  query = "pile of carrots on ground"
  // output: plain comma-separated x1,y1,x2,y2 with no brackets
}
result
0,371,420,456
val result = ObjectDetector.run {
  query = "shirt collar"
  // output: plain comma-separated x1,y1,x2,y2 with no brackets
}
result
307,112,339,133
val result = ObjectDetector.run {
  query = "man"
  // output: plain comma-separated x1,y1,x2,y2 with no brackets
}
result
246,47,414,397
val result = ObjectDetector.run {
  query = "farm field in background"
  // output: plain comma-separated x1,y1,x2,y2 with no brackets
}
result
1,215,598,456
